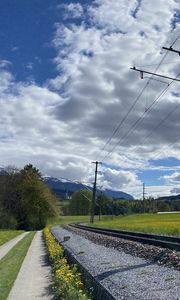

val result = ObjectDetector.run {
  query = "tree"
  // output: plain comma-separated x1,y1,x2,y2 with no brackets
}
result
18,165,59,229
69,189,92,215
0,164,60,230
95,194,113,215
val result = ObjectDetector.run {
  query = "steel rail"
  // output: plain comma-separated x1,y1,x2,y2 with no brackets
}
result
70,224,180,252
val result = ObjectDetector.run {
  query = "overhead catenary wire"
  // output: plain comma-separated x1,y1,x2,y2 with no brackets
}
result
170,33,180,47
142,103,179,142
127,102,179,155
136,60,178,68
56,176,93,192
53,175,103,207
102,72,180,161
98,33,180,162
96,33,180,162
97,41,171,161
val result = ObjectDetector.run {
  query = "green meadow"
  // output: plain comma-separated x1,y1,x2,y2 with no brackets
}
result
93,213,180,236
51,213,180,236
0,230,24,246
0,232,35,300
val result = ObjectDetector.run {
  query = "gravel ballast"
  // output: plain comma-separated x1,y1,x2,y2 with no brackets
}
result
66,225,180,270
52,226,180,300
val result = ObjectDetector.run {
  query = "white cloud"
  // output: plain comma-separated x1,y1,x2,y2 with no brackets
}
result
170,187,180,194
0,1,180,198
26,62,33,70
97,167,141,191
59,3,84,19
163,172,180,183
0,60,12,68
128,184,177,199
50,0,180,168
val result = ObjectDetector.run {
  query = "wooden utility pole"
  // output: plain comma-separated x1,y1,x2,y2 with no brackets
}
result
143,183,146,213
143,182,145,201
90,161,101,224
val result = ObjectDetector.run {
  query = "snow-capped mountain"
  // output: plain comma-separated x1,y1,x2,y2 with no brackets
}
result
43,176,134,200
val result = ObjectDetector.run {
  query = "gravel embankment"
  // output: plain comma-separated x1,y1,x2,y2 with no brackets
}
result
52,226,180,300
65,225,180,270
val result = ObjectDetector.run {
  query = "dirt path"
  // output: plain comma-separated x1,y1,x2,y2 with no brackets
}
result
0,232,29,260
8,231,53,300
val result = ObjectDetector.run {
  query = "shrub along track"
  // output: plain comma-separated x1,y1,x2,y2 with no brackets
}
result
67,224,180,270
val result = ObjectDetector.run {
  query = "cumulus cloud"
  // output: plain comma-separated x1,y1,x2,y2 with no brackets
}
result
50,0,180,167
0,1,180,197
96,167,141,191
170,187,180,194
59,3,84,19
163,172,180,183
0,60,12,68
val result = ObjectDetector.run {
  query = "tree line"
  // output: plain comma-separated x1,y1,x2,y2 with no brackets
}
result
62,189,180,216
0,164,59,230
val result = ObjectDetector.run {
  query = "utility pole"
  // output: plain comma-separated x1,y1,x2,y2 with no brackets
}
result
98,191,102,221
143,183,146,213
143,182,145,201
90,161,101,224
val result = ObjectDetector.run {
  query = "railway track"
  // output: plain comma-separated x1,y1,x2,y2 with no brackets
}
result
70,224,180,252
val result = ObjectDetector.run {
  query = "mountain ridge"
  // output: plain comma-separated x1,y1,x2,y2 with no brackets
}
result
44,176,134,200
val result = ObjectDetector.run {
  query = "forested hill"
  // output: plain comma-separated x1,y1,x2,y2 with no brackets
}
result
44,176,134,200
156,194,180,201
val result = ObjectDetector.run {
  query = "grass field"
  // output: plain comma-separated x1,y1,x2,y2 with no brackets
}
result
52,213,180,236
93,213,180,236
48,215,99,227
0,230,24,246
0,231,35,300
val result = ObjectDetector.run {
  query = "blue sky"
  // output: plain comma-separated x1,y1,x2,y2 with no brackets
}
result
0,0,60,84
0,0,180,198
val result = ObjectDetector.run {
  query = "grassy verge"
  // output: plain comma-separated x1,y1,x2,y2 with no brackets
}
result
0,230,24,246
92,213,180,236
47,215,99,228
44,228,91,300
0,231,35,300
48,214,180,236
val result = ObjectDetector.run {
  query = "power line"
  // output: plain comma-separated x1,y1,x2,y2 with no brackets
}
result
101,34,180,162
100,82,149,153
102,77,176,161
103,81,167,160
145,133,180,163
119,102,179,159
57,176,93,192
143,103,179,142
170,33,180,47
136,60,178,68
